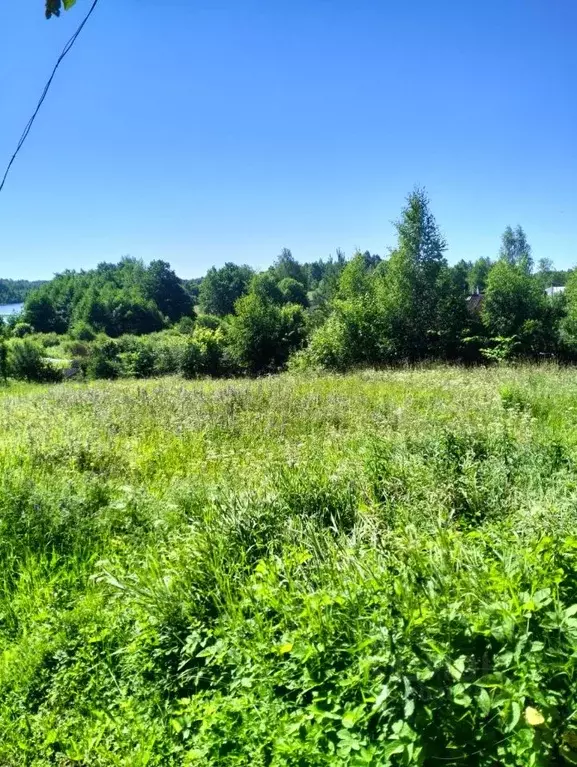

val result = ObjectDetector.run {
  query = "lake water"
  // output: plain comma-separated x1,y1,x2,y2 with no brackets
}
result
0,302,24,318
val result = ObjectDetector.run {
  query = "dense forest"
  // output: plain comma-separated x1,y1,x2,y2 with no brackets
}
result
0,278,46,305
1,189,575,383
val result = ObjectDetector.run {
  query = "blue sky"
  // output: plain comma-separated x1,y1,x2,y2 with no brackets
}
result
0,0,576,280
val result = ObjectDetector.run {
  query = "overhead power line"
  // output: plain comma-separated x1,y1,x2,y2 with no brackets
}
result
0,0,100,195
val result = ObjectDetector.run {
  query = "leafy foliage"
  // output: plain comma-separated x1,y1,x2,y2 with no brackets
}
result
499,225,533,273
228,292,305,374
12,321,33,338
0,278,45,304
278,277,309,307
145,260,193,323
7,338,61,382
0,339,7,382
2,368,577,763
198,263,254,317
45,0,76,19
23,258,191,337
273,248,307,285
5,188,576,377
483,261,548,355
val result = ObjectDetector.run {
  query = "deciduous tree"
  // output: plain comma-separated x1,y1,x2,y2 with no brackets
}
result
198,263,254,317
499,225,533,273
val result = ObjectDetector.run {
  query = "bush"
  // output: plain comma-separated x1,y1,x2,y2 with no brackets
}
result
294,298,386,371
64,339,90,358
119,340,156,379
228,295,306,375
70,321,96,342
179,339,202,379
195,314,222,330
480,335,520,363
176,316,195,334
180,328,230,378
0,340,7,382
12,322,33,338
34,332,61,349
97,332,190,378
193,326,229,376
8,339,62,382
86,338,120,380
278,277,309,307
151,336,186,376
292,311,352,371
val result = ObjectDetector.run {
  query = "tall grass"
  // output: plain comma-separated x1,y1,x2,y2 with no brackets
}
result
2,366,577,764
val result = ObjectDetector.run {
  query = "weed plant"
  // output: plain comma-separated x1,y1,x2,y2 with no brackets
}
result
2,366,577,765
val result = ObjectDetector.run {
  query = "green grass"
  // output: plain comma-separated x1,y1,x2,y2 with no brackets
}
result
0,379,46,397
3,366,577,765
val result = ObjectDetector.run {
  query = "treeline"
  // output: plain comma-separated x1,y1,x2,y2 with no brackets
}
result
0,278,46,305
1,188,576,383
17,259,192,336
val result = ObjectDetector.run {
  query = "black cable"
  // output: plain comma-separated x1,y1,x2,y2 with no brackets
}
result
0,0,100,194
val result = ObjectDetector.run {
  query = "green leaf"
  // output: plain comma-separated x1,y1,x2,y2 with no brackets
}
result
478,688,492,716
532,588,552,608
505,700,521,732
475,673,504,688
448,655,467,681
383,742,405,759
342,712,356,729
452,683,472,708
372,684,390,712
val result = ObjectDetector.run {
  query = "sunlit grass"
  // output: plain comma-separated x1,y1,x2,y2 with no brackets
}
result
2,365,577,764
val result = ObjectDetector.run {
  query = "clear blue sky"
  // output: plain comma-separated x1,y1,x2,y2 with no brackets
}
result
0,0,576,280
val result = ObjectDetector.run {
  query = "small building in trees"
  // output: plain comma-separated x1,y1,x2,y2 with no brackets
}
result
545,286,566,298
466,291,484,314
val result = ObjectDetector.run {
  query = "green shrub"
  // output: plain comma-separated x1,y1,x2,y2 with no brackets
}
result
193,326,229,376
119,341,156,379
179,338,202,379
12,322,33,338
152,336,186,376
64,339,90,358
481,335,520,363
33,332,61,348
0,340,7,382
86,338,120,379
228,295,306,375
195,314,222,330
278,277,309,307
179,328,232,378
70,321,96,342
292,312,352,371
176,316,195,334
7,339,61,382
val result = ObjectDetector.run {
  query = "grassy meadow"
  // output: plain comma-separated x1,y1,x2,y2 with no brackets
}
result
3,366,577,765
